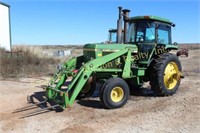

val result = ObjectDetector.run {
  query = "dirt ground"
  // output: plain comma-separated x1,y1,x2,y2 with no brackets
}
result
0,49,200,133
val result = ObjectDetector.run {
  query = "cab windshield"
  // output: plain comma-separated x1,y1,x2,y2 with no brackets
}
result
127,21,156,43
127,21,172,44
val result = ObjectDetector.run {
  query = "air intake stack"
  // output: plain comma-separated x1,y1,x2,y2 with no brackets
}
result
122,9,130,43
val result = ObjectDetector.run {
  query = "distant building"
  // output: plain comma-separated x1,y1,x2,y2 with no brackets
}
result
0,2,11,51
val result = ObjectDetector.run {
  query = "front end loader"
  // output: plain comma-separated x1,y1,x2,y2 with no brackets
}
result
14,6,184,117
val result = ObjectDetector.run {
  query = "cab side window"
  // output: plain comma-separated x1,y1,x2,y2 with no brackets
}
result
157,24,171,44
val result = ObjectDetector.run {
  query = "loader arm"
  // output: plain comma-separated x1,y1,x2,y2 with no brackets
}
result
46,48,132,108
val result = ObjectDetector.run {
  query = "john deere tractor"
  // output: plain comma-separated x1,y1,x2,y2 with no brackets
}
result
107,28,123,43
22,7,184,113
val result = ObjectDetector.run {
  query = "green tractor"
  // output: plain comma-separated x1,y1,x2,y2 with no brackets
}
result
107,28,123,43
17,7,184,115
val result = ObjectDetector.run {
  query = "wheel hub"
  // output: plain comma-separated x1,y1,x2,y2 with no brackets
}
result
110,87,124,102
164,62,180,90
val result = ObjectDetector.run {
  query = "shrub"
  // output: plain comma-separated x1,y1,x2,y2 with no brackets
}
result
0,47,59,78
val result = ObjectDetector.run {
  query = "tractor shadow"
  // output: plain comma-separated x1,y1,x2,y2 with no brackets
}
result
77,87,156,109
32,82,155,110
77,86,104,109
130,87,156,97
33,80,103,110
30,90,104,110
77,99,104,109
28,81,73,113
28,91,64,112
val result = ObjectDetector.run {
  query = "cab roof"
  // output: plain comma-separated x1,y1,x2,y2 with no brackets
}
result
129,16,172,24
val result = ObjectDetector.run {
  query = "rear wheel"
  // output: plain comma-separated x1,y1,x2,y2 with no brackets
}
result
150,53,182,96
100,78,130,109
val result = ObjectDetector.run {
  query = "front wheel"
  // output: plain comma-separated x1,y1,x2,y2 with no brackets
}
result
100,78,130,109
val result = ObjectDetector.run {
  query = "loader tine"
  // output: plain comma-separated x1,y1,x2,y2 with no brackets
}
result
12,106,39,113
20,104,60,118
20,110,50,119
12,100,47,113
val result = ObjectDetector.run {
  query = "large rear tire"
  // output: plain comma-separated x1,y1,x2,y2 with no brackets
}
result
150,53,182,96
100,78,130,109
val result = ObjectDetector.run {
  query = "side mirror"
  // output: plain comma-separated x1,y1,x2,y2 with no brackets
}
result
171,23,176,27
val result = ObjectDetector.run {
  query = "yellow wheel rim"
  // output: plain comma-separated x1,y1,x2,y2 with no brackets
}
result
110,87,124,102
164,62,179,90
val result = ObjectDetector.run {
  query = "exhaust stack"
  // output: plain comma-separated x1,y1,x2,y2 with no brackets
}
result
122,9,130,43
117,6,123,43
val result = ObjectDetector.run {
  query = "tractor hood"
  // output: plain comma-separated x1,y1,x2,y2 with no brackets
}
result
83,43,138,52
83,43,138,62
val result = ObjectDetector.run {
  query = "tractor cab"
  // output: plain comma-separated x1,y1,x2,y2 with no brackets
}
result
126,16,176,63
108,29,117,43
128,16,173,45
127,16,174,50
107,29,124,43
116,7,177,60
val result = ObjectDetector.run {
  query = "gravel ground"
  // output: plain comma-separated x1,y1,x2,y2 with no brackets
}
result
0,49,200,133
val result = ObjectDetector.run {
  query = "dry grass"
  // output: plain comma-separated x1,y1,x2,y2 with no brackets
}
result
179,43,200,50
0,47,59,78
12,45,83,66
0,44,83,78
